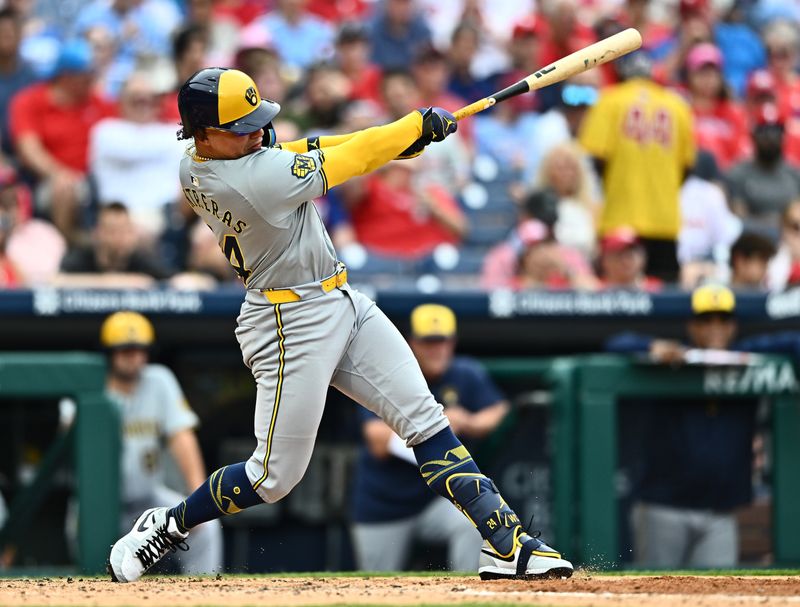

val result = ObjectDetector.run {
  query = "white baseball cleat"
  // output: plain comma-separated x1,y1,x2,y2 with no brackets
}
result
108,507,189,583
478,534,574,580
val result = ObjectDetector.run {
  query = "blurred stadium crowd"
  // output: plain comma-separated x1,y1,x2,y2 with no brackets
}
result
0,0,799,293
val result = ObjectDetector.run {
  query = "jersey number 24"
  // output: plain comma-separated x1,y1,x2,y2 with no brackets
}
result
222,234,252,284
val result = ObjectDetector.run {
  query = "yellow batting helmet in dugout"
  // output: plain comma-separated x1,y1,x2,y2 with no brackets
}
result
100,311,155,348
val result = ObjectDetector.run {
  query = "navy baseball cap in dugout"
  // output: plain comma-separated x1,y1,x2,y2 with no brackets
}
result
177,67,280,139
410,304,457,340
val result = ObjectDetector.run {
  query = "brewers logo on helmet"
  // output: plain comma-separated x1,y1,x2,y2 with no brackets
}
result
100,311,155,349
177,67,281,145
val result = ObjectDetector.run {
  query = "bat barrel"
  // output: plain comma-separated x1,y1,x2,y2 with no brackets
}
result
523,28,642,91
451,28,642,122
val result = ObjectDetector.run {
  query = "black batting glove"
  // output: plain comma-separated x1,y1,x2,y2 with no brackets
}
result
397,107,458,159
424,106,458,142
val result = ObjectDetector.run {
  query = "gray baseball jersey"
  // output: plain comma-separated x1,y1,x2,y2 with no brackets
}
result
108,364,198,504
179,147,336,289
179,144,449,503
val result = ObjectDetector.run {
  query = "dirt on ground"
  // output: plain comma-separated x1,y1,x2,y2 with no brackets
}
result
1,573,799,606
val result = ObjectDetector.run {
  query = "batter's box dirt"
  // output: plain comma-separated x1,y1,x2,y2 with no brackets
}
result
1,573,799,606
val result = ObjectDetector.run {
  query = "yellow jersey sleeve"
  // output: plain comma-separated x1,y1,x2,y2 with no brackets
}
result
279,133,361,154
318,111,423,188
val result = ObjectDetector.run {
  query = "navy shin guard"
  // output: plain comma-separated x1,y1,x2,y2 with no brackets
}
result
414,427,523,556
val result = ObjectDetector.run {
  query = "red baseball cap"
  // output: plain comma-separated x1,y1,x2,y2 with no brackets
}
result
680,0,709,18
512,15,542,39
746,70,778,101
600,226,641,253
686,43,723,72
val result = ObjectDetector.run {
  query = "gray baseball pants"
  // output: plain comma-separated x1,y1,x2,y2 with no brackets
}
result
631,501,738,568
351,496,482,572
236,284,450,503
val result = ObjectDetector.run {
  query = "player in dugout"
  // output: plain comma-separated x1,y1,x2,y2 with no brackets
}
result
107,67,573,582
606,284,800,568
351,304,510,572
69,311,223,574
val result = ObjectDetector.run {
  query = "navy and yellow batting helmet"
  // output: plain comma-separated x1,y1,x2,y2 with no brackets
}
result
177,67,280,142
100,311,155,349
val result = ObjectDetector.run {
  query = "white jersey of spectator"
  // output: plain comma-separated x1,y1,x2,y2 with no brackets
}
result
89,118,186,234
109,364,199,504
679,175,742,266
418,0,534,78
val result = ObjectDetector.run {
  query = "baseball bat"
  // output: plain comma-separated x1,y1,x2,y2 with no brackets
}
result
453,28,642,121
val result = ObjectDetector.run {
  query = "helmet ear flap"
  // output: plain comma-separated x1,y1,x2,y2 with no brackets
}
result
264,122,276,147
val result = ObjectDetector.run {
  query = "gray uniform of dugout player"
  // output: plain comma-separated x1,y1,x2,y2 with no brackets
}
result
112,366,222,574
108,67,572,584
63,359,223,574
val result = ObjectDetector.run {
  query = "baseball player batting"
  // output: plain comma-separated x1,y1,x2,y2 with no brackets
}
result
107,67,573,582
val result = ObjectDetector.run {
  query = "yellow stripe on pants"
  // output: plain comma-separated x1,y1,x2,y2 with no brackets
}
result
253,304,286,490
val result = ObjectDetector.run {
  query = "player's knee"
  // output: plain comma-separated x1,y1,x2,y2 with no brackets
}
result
249,464,304,504
256,473,302,503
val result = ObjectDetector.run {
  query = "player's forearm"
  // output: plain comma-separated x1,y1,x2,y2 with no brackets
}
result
464,402,510,438
168,429,207,490
279,133,360,154
321,112,423,189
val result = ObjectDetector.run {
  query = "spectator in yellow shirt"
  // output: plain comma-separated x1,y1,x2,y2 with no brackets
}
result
579,52,696,283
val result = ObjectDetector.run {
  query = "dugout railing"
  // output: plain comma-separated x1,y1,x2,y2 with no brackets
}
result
0,353,119,574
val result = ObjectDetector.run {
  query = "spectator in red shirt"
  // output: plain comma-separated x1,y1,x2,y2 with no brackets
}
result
334,21,383,105
9,40,115,241
745,70,800,167
615,0,672,54
598,226,663,292
489,16,542,115
684,43,750,170
347,158,467,260
537,2,596,68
